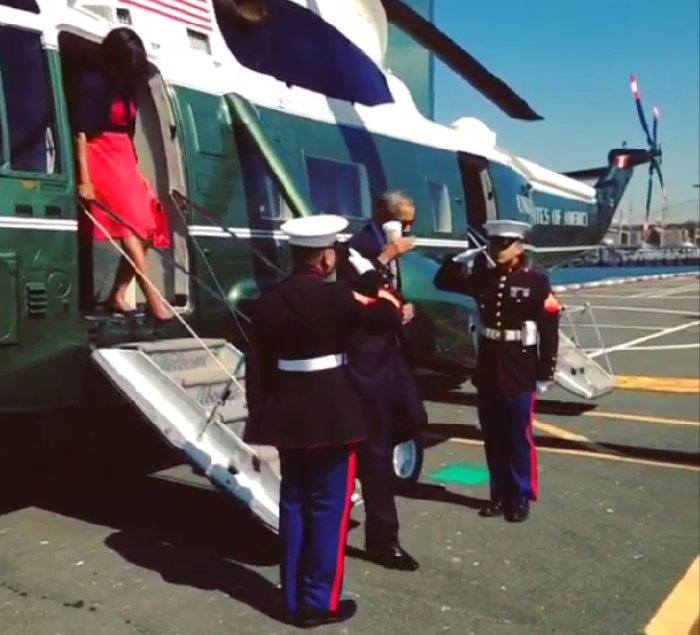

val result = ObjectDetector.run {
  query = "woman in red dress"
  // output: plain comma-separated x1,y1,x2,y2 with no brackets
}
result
75,27,172,321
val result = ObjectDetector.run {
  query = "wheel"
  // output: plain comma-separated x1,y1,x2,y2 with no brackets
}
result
392,436,424,490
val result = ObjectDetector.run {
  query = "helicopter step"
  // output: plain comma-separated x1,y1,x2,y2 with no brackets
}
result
90,337,287,533
552,303,616,400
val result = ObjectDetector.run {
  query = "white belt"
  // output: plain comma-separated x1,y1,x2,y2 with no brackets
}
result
479,321,537,346
277,354,346,372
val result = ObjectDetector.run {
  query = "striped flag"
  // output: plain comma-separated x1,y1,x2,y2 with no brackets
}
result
614,154,630,170
119,0,213,31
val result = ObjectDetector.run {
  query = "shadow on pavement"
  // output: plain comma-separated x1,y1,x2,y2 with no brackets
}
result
423,422,700,467
420,386,597,417
105,529,289,625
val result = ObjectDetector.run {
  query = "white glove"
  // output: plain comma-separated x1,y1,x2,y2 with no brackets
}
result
452,246,486,264
537,381,553,394
348,248,375,275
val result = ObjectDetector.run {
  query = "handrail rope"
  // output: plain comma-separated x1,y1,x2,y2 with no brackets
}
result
79,201,245,397
83,197,252,322
170,189,284,275
166,192,251,341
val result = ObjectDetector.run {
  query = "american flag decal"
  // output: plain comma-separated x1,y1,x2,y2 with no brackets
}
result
119,0,213,31
614,155,630,170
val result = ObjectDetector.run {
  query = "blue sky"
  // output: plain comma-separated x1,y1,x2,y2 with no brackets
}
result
432,0,700,224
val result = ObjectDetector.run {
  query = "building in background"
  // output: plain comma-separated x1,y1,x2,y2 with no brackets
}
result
385,0,435,120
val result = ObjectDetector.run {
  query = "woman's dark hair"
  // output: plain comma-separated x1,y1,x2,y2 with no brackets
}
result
99,27,150,88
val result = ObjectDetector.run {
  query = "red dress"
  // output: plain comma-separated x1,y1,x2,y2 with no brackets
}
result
79,75,168,246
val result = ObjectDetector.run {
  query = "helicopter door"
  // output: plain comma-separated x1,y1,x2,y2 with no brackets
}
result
0,24,78,325
131,71,190,308
457,152,495,239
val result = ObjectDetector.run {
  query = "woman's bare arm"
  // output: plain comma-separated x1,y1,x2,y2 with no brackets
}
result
75,133,90,185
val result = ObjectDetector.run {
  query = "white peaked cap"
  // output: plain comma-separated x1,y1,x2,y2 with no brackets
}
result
280,214,349,248
483,219,532,240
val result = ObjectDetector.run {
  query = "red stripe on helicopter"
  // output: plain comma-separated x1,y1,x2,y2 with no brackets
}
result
119,0,212,31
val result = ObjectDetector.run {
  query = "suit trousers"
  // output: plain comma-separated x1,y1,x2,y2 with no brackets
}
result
353,342,426,547
278,443,357,615
476,389,538,504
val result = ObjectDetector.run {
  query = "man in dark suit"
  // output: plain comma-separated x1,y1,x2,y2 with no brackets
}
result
346,189,416,294
337,190,425,572
245,214,405,627
433,219,561,523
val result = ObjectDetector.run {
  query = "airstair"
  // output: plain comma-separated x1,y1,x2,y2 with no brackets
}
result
91,338,285,532
554,303,615,399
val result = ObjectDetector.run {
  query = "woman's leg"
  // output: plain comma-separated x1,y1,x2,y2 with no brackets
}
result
108,235,171,319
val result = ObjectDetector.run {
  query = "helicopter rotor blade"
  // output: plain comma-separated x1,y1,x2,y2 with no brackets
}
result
652,105,659,147
379,0,543,121
630,74,653,146
644,162,655,226
651,158,665,198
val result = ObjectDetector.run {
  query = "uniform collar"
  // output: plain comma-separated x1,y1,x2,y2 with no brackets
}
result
496,256,526,275
292,264,327,279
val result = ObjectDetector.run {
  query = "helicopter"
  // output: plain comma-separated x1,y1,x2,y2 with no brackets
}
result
0,0,658,526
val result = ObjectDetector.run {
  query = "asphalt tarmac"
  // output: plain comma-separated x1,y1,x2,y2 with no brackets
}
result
1,277,698,635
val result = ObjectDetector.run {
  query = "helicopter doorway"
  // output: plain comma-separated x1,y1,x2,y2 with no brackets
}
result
457,152,497,239
57,32,190,312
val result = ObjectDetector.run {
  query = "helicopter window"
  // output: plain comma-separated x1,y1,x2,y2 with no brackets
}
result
0,25,59,174
305,156,371,219
0,0,40,12
237,132,293,222
213,0,393,106
427,181,452,233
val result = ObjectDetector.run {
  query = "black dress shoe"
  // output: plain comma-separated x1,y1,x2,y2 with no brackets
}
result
504,501,530,523
293,599,358,628
478,501,504,518
365,543,419,571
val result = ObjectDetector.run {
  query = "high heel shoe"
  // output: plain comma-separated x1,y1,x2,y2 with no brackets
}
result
103,300,137,317
144,305,176,324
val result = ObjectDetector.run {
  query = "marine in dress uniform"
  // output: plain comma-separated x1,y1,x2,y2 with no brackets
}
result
336,190,425,571
244,214,404,628
433,219,561,523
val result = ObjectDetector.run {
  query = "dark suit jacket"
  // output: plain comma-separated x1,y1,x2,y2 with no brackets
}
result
347,222,402,295
335,233,427,444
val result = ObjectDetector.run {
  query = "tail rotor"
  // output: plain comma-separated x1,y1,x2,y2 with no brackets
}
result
630,74,665,239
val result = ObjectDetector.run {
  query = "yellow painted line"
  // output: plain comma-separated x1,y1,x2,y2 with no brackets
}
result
615,376,700,394
533,420,591,442
532,420,622,457
645,556,700,635
424,433,700,472
583,411,700,428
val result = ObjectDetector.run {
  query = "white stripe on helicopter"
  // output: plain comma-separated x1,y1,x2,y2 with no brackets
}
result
0,217,602,253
